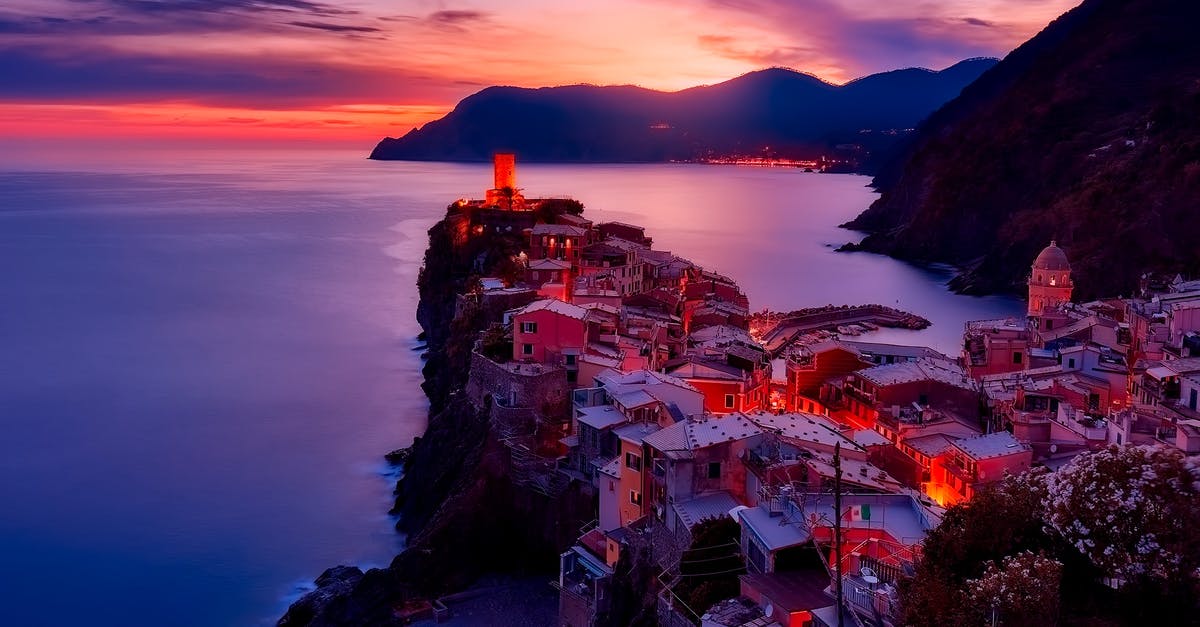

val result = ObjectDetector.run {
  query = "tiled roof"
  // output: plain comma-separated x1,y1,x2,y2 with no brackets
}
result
666,357,746,381
643,414,762,452
613,420,661,444
903,433,959,458
528,258,571,270
737,506,810,551
953,431,1028,460
642,420,689,452
515,298,589,321
744,412,857,450
613,389,657,409
673,491,740,531
688,324,756,346
852,429,891,448
531,223,587,236
857,358,974,391
684,414,763,448
577,405,627,430
600,237,648,252
597,457,621,479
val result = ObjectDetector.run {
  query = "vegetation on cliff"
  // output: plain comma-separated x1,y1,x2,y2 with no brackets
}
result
671,517,746,618
845,0,1200,299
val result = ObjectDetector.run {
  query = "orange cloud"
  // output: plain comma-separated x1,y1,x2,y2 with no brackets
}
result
0,0,1080,143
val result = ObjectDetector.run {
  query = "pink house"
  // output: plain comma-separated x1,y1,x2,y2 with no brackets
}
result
930,431,1032,505
512,299,591,372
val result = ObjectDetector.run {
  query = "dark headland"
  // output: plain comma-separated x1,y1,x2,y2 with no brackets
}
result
368,59,997,171
842,0,1200,299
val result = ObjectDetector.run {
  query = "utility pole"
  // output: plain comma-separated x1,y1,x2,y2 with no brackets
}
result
834,441,844,627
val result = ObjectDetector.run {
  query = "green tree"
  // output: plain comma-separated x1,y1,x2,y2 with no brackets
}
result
533,198,585,224
672,517,745,621
900,471,1054,626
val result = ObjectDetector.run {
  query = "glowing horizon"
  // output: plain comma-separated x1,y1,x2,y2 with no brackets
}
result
0,0,1080,144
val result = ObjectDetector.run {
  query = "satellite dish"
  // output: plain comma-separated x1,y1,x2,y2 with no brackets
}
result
1049,444,1058,453
764,602,774,617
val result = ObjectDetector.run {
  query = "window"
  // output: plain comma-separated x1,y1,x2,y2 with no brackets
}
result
1045,319,1054,330
918,393,928,406
625,452,641,471
724,394,735,409
522,343,534,355
1013,351,1023,365
1068,358,1076,369
707,462,721,479
520,321,537,334
564,354,577,366
629,490,642,505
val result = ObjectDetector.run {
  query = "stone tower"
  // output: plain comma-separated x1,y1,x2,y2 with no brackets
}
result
493,152,515,190
1028,240,1073,321
484,153,523,209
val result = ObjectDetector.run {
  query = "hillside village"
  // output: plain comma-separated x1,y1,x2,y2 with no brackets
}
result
434,155,1200,627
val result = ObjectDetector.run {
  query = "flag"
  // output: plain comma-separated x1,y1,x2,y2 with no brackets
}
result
849,504,871,522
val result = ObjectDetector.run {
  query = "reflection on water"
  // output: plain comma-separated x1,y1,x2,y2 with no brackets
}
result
0,149,1020,626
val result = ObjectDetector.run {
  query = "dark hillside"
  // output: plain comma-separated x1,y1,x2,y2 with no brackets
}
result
845,0,1200,299
370,59,997,166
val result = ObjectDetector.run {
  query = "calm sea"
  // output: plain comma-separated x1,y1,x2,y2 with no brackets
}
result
0,147,1021,626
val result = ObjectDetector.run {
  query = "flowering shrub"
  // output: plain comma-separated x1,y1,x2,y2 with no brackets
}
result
965,551,1062,625
1044,445,1200,583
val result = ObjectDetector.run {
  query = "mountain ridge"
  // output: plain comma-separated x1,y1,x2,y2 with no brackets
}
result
369,59,998,165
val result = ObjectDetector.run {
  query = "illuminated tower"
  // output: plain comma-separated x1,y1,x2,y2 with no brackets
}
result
485,153,524,209
494,152,515,190
1028,240,1073,322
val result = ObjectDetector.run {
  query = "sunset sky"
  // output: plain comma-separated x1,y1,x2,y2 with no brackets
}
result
0,0,1079,144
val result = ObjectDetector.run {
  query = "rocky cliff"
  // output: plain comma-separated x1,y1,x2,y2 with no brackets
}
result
279,209,592,626
844,0,1200,299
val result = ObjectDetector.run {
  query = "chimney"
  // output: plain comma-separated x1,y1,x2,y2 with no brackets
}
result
494,153,516,191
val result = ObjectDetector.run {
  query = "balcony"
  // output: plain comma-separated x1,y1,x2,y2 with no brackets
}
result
573,387,608,409
942,458,977,484
844,383,875,405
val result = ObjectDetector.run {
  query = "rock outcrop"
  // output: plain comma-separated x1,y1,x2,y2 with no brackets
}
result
279,207,592,626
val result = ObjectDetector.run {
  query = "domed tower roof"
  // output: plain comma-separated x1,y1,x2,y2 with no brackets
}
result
1033,240,1071,271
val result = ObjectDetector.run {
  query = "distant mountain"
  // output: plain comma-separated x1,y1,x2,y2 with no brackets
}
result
369,59,997,166
844,0,1200,299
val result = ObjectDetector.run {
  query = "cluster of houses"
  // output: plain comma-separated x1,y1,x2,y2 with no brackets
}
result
453,156,1200,627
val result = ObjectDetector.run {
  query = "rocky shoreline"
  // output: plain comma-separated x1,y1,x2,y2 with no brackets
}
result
280,210,593,626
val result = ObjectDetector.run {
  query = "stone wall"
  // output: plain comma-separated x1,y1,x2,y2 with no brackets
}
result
466,352,569,429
